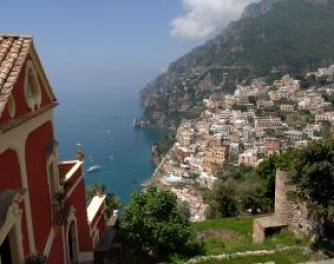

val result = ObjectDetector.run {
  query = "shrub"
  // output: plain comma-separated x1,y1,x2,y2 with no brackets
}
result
120,186,196,257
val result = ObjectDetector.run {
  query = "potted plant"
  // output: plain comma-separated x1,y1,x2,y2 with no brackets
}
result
54,190,66,204
25,253,47,264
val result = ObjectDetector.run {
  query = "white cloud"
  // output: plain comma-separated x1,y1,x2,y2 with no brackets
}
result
171,0,257,41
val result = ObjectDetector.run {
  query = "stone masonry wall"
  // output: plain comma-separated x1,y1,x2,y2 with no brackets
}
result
253,220,266,243
275,170,316,238
253,169,319,243
274,170,293,224
291,202,316,238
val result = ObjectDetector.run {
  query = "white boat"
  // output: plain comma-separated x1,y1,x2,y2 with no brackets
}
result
87,165,101,173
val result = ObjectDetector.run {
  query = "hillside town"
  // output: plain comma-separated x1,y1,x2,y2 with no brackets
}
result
3,0,334,263
151,65,334,222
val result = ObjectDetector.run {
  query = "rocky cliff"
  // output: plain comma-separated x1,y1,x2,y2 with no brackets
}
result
140,0,334,128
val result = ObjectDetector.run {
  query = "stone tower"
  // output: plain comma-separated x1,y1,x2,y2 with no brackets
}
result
274,169,293,224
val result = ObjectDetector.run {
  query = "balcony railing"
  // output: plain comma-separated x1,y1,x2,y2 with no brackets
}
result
58,160,83,196
53,160,83,226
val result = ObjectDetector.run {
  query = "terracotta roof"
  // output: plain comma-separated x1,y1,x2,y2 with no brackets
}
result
0,34,33,114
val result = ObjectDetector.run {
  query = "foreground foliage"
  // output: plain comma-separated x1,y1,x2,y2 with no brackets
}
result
207,159,277,218
193,217,306,256
282,140,334,239
208,140,334,228
169,217,310,264
120,186,196,257
152,131,176,161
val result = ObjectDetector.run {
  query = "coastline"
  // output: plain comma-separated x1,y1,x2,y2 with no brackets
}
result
56,87,166,204
144,120,210,222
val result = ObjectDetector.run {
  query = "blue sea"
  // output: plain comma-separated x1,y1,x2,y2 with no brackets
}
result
54,86,165,204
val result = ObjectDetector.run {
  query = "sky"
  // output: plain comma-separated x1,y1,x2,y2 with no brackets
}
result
0,0,255,91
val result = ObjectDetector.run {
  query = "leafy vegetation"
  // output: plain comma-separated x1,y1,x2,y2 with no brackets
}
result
226,0,334,73
318,121,334,139
195,217,307,255
207,140,334,226
170,217,309,263
120,186,196,257
207,157,280,218
299,73,333,90
285,140,334,239
210,140,334,241
216,163,253,181
322,93,334,107
152,131,176,162
121,140,334,262
285,110,315,128
194,217,254,235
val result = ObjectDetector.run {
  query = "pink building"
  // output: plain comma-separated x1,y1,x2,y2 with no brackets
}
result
0,35,106,264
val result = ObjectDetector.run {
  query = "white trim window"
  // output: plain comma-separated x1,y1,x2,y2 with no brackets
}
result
24,61,42,110
7,95,16,118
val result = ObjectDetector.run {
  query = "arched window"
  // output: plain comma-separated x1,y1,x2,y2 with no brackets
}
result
46,141,60,203
7,95,16,118
24,62,41,110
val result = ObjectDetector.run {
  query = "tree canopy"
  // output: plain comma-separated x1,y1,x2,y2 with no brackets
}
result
120,186,196,257
287,140,334,211
208,141,334,219
208,157,281,218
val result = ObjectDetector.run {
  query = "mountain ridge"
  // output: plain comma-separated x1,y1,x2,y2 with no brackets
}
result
140,0,334,128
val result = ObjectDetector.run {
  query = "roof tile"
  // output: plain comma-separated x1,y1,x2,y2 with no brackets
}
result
0,35,33,115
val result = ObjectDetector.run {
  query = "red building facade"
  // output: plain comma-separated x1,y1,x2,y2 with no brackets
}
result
0,35,106,264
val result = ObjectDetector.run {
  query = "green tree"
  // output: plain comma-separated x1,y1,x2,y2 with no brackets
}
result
211,161,276,217
208,179,239,218
120,186,195,257
319,121,333,139
152,132,176,160
280,141,334,239
208,175,273,218
254,154,278,198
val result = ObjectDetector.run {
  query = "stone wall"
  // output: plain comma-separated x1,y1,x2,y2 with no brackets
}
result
253,169,317,243
253,220,266,243
291,202,316,238
275,170,316,238
274,170,293,224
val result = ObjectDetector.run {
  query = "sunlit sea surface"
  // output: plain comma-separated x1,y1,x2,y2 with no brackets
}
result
55,86,165,204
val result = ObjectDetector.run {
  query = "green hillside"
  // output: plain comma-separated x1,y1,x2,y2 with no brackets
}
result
140,0,334,128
